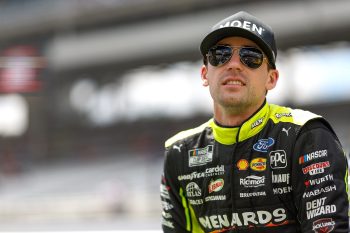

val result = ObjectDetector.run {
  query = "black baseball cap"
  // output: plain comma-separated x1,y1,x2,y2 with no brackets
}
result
200,11,277,68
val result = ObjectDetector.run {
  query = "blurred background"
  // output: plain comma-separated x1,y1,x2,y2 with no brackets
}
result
0,0,349,231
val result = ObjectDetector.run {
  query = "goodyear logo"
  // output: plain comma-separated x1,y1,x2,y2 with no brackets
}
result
250,158,267,171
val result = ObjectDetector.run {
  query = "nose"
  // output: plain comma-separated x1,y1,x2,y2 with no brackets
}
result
226,49,243,70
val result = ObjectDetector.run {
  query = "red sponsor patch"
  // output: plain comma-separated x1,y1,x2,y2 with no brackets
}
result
312,218,335,233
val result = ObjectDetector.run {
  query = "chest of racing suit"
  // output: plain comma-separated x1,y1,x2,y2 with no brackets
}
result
161,102,349,233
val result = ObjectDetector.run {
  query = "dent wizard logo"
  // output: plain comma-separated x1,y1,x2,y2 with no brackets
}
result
253,138,275,153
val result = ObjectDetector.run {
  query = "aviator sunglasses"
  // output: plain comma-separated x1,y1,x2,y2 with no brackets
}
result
207,45,268,69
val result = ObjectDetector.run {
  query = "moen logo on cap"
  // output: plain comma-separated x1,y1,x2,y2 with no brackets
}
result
219,20,265,35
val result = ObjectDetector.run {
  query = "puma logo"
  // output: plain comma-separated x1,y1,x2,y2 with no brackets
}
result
282,127,291,136
173,144,183,152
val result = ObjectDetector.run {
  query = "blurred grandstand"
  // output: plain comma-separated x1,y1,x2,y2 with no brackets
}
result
0,0,349,231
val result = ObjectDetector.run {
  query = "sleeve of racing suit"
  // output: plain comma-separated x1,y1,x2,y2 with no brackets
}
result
292,120,349,232
161,145,190,232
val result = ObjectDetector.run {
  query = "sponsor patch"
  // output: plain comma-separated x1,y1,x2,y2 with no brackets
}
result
250,158,267,171
275,112,292,119
303,185,336,199
219,20,265,36
305,174,334,187
306,197,336,220
205,195,226,202
178,165,225,181
272,173,290,184
299,150,328,164
186,182,202,197
251,117,264,129
240,191,266,198
208,178,224,193
270,150,287,169
237,159,249,170
198,208,287,230
312,218,335,233
160,184,170,199
189,199,203,205
188,145,213,167
161,200,173,211
240,175,265,188
253,138,275,152
302,161,330,175
273,186,292,195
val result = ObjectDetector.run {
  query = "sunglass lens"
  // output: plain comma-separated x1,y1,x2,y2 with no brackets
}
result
208,46,232,66
239,47,264,69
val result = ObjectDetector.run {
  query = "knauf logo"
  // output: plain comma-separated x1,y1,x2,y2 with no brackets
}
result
219,20,265,35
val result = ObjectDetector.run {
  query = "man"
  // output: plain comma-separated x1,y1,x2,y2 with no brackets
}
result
160,11,349,233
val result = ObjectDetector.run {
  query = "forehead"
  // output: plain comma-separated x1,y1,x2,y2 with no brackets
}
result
217,36,258,47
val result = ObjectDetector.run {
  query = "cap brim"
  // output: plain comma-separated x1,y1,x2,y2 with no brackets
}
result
200,27,275,68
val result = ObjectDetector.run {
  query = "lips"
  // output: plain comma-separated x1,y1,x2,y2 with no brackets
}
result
223,79,245,86
225,80,244,85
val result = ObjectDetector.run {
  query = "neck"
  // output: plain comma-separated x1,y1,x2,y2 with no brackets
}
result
213,99,266,127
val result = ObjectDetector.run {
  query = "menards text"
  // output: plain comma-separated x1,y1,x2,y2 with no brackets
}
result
199,208,286,229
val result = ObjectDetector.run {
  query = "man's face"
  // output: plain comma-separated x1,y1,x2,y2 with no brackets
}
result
201,36,278,112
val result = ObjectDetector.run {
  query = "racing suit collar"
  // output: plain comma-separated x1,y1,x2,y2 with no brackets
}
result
210,101,269,145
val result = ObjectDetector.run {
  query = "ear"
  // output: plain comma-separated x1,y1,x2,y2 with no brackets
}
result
266,69,279,91
201,65,209,86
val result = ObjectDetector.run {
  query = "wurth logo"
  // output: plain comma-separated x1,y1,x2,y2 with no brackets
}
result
304,174,333,187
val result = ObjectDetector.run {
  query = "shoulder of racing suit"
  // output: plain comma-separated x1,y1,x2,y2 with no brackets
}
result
165,102,323,148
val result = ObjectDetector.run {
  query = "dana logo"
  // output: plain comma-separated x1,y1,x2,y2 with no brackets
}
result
186,182,202,197
312,218,335,233
208,179,224,193
237,159,249,170
253,138,274,152
188,145,213,167
250,158,267,171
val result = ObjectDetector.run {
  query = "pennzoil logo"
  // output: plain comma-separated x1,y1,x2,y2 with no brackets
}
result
188,145,213,167
250,158,267,171
208,178,224,194
237,159,249,170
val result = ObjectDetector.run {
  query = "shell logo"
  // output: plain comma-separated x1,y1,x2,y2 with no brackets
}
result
237,159,249,170
250,158,267,171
